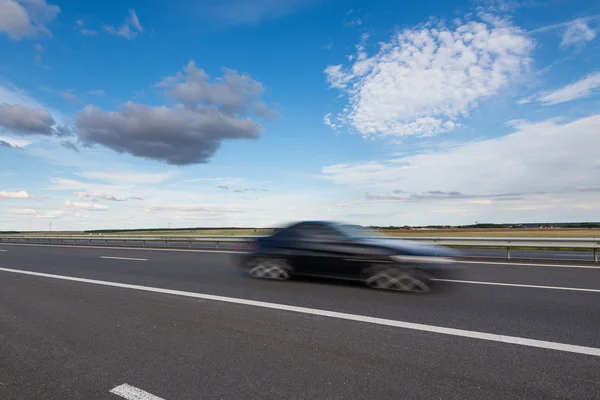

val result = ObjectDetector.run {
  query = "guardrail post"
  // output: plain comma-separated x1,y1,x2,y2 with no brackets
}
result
188,240,192,249
594,248,598,263
507,247,511,260
216,241,219,250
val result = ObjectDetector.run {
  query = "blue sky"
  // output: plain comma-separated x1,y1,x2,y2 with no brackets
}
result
1,0,600,230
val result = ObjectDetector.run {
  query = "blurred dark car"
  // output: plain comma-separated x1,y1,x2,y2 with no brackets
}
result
239,221,462,293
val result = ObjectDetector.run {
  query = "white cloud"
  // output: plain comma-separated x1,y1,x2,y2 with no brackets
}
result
64,200,108,211
561,19,596,48
537,72,600,105
0,135,32,147
322,114,600,199
104,9,143,40
75,192,143,201
36,209,66,219
88,89,104,96
0,0,60,40
9,208,37,215
324,13,533,137
0,190,37,199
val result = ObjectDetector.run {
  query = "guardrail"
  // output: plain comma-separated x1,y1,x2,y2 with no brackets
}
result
1,235,599,262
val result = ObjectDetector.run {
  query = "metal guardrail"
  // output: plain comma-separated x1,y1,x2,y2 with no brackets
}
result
0,235,599,262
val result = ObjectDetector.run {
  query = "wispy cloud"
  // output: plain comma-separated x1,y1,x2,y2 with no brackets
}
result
537,71,600,105
61,89,82,104
104,9,144,40
561,19,597,48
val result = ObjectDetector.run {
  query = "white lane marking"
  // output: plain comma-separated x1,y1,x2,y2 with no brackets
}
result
110,383,165,400
435,278,600,293
1,267,599,358
0,249,7,252
459,260,600,269
100,256,147,261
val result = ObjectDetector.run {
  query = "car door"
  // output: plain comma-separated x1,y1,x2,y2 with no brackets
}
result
294,223,355,278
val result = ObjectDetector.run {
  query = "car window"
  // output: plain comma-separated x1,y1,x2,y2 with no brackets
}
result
295,223,342,242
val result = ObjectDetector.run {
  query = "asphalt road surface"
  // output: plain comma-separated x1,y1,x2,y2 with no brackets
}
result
1,243,599,399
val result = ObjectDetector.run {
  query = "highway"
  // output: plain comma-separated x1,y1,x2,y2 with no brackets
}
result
1,243,599,399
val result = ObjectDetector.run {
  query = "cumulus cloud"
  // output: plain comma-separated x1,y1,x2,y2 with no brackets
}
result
0,103,54,134
322,114,600,200
561,19,596,48
0,103,71,137
88,89,104,96
156,61,276,117
0,0,60,40
76,61,274,165
324,13,533,137
64,200,108,211
0,190,37,199
537,72,600,105
104,9,143,40
75,103,263,165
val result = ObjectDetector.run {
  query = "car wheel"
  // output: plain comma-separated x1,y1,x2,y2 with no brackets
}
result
247,257,293,280
365,267,431,293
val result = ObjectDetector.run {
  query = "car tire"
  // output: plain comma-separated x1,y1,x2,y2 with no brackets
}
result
246,257,293,281
364,267,431,293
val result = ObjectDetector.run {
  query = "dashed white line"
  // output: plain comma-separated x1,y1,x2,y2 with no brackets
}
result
100,256,147,261
434,278,600,293
1,266,599,358
0,249,7,252
110,383,165,400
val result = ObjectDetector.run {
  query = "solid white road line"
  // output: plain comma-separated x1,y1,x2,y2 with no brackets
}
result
110,384,165,400
100,256,148,261
434,278,600,293
0,249,7,252
1,266,599,358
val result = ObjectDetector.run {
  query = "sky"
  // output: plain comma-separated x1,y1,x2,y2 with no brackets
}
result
1,0,600,231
